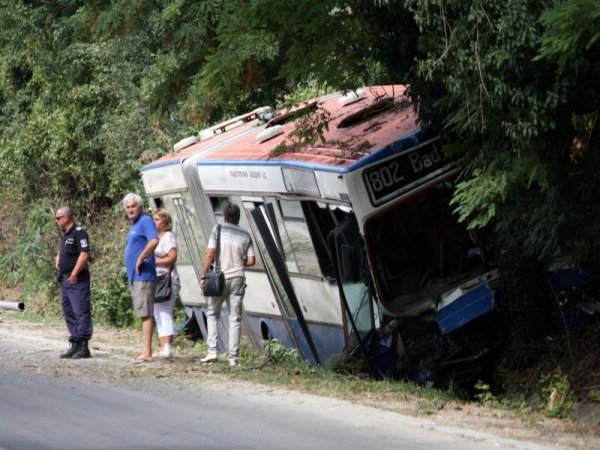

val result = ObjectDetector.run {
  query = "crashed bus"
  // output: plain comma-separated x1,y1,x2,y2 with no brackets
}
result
141,85,502,384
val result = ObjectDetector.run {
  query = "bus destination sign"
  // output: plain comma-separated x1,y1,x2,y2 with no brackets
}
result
363,140,454,206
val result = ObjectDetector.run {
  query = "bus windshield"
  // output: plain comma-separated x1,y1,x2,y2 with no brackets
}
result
364,181,486,316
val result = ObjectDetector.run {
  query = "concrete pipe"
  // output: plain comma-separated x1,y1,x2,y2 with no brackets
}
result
0,301,25,311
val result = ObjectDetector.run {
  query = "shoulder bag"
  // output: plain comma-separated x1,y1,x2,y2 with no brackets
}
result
154,269,172,303
203,225,225,297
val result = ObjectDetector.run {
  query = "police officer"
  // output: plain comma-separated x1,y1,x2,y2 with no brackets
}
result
55,206,92,359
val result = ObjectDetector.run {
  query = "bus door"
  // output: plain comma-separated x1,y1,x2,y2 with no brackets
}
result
243,200,321,364
329,216,378,363
172,196,203,276
171,196,209,339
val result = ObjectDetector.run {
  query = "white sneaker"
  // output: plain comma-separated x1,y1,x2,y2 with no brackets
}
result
228,359,239,367
201,354,218,363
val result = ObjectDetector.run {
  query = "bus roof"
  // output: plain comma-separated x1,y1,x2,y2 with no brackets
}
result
143,85,425,173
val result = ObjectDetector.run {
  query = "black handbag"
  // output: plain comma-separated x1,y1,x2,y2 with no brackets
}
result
154,270,172,303
203,225,225,297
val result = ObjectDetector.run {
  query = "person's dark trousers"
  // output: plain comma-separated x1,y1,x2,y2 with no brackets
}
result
61,275,93,342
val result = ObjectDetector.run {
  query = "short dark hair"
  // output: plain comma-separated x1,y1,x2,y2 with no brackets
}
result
223,203,240,225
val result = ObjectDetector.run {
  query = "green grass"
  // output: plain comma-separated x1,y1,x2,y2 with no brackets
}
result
186,338,458,416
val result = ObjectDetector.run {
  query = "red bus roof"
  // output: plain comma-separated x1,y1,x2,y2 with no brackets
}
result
147,85,419,169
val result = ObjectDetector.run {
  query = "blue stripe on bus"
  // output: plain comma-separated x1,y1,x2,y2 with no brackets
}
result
346,127,436,171
196,158,349,173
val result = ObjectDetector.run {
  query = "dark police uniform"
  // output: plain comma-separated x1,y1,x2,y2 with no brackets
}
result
58,224,92,342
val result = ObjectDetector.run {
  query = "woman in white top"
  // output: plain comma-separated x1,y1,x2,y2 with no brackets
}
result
152,209,180,358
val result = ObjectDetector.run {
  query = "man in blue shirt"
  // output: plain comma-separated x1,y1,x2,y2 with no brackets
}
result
123,192,159,364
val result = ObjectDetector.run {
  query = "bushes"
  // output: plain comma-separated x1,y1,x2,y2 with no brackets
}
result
540,370,575,418
91,269,135,328
0,196,136,328
86,210,135,328
0,198,59,314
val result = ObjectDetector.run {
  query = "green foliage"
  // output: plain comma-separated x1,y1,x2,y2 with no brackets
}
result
536,0,600,66
5,0,593,269
474,380,495,405
415,397,446,415
539,369,574,418
86,211,135,328
497,252,551,368
0,0,224,213
195,0,419,114
324,354,369,376
0,200,59,313
589,390,600,404
262,339,304,365
277,78,335,108
91,269,135,328
407,0,600,264
451,169,507,230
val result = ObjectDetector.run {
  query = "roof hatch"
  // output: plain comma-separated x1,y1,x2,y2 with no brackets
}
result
337,98,394,129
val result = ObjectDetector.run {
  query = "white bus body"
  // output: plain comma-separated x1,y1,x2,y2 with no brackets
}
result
141,86,501,382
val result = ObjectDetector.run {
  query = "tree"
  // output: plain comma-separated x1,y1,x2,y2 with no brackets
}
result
0,0,231,214
195,0,419,114
405,0,600,264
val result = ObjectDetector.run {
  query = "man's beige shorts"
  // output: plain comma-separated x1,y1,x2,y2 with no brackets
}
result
129,281,155,318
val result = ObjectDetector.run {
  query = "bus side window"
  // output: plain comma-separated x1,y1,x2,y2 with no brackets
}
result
302,202,337,279
278,200,322,278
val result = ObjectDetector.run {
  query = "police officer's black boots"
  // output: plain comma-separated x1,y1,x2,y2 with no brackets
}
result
71,340,91,359
59,340,78,359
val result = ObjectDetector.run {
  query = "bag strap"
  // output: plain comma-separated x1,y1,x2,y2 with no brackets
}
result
214,224,221,269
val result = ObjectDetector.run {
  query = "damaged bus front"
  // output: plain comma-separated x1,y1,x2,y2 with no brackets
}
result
329,130,501,385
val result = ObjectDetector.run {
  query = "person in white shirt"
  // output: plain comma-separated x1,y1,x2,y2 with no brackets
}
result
200,203,255,366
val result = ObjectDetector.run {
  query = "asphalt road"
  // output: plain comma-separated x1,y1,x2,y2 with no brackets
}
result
0,367,557,450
